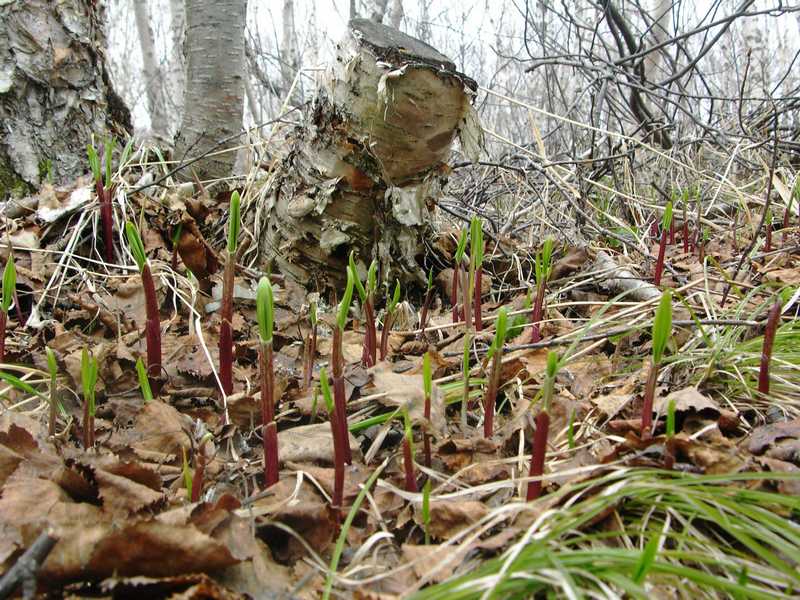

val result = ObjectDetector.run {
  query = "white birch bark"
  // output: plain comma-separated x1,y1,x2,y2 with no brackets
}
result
132,0,169,138
174,0,247,181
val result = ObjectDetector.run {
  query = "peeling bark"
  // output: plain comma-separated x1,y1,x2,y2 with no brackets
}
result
255,18,481,289
0,0,131,194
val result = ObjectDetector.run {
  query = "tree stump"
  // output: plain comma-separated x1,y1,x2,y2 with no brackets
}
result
255,18,481,290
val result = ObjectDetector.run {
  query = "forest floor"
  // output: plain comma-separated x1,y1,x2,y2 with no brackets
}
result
0,142,799,599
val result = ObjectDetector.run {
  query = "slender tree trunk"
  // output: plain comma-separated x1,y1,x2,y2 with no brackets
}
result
132,0,169,138
174,0,247,181
280,0,301,106
389,0,404,29
168,0,186,120
0,0,130,195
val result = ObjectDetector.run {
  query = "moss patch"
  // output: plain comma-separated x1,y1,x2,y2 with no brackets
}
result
0,151,33,200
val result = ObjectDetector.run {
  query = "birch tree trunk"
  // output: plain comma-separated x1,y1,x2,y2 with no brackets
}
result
132,0,169,138
174,0,247,181
0,0,130,196
255,18,481,290
280,0,301,106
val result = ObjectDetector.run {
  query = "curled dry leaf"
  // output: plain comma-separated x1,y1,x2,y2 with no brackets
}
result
413,499,487,540
278,422,361,466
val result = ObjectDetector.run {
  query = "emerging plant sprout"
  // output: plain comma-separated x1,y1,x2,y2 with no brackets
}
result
483,307,508,439
530,239,553,343
460,331,471,429
402,407,418,492
320,368,344,513
45,347,58,436
333,267,355,464
758,299,782,396
81,347,99,450
654,201,672,286
423,351,433,468
470,217,484,331
641,290,673,438
302,298,318,390
88,137,116,263
125,222,161,391
764,208,773,253
256,276,279,487
379,279,401,360
527,350,558,501
422,478,432,545
0,255,15,364
191,431,214,502
351,252,378,367
219,190,241,397
418,268,434,335
452,229,468,323
135,357,153,403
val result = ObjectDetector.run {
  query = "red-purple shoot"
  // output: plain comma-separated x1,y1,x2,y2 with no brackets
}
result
0,256,15,364
418,268,434,336
483,307,508,439
682,198,689,253
88,139,116,263
191,432,213,502
530,239,553,343
764,209,773,253
527,350,558,501
758,300,782,396
471,217,484,331
257,276,279,487
641,290,672,439
402,408,418,492
320,368,344,513
380,280,400,360
452,229,468,323
81,347,98,450
654,201,672,286
219,191,241,397
125,222,161,392
303,299,318,390
333,267,355,465
422,352,433,468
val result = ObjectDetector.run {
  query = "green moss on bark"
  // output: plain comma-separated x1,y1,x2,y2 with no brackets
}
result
0,152,32,200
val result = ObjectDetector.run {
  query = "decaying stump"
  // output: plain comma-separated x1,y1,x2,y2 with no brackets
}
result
256,18,482,290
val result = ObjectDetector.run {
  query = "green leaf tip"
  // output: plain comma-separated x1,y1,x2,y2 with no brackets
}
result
661,200,673,231
256,276,274,344
454,228,468,263
494,307,508,349
45,347,58,379
652,290,673,365
546,350,559,379
319,367,334,413
470,216,483,265
387,279,401,313
337,267,355,331
125,221,147,271
136,357,153,403
349,251,367,303
87,143,101,183
2,255,16,314
227,191,241,254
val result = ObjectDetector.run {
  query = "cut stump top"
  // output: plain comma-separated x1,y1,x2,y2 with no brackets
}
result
348,17,456,72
